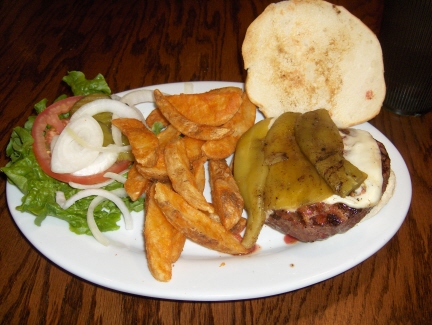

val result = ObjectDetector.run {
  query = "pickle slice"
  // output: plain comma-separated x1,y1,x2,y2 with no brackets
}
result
295,109,368,197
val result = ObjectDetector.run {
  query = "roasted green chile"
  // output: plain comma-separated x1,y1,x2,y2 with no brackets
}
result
233,118,271,249
264,112,333,211
295,109,367,197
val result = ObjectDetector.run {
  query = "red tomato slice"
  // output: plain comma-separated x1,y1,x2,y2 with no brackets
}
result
32,96,132,185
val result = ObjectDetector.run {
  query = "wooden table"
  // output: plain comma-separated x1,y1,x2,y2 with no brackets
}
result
1,0,430,324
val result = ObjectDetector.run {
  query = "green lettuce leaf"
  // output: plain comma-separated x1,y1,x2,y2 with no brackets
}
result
62,71,111,96
2,144,143,234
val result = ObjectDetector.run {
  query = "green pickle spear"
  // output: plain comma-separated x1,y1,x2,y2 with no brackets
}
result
295,109,368,197
233,118,271,249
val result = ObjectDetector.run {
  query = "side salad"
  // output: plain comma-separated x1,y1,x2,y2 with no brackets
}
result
1,71,144,238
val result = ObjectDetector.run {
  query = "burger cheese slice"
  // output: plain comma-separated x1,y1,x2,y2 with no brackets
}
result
234,0,395,247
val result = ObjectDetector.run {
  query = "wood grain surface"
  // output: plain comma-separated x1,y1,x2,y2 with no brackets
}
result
1,0,430,324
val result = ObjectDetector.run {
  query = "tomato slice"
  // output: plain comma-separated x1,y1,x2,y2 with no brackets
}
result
32,96,131,185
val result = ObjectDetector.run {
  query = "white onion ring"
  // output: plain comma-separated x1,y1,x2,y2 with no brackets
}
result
69,179,115,189
110,94,121,101
70,99,145,123
120,89,155,106
103,172,127,184
57,188,133,230
86,188,128,246
51,116,103,173
56,191,66,206
71,151,119,176
111,113,123,146
87,196,111,246
68,169,129,189
66,128,131,153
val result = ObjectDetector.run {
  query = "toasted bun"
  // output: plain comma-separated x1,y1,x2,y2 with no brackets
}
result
242,0,385,128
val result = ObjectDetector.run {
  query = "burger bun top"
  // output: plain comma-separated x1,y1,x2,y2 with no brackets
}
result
242,0,385,128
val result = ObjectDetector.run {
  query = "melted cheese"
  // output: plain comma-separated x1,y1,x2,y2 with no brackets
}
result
322,129,383,208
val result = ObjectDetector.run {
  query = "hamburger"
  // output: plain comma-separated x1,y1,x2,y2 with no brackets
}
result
234,0,396,247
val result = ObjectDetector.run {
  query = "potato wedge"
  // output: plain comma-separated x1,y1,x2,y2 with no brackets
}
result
154,89,232,140
182,136,205,162
146,108,169,129
230,217,247,235
154,182,249,255
124,163,150,201
136,152,169,182
135,125,181,182
209,159,244,230
191,156,207,193
111,118,159,167
144,183,186,282
202,93,256,159
170,226,186,263
165,138,214,214
167,87,242,126
157,125,181,147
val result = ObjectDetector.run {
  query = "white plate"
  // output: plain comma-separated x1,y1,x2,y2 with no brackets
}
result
6,81,412,301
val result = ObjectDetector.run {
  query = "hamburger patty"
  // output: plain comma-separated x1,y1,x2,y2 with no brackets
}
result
265,140,391,242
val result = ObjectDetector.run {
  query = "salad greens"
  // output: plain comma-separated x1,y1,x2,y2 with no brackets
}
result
63,71,111,96
1,71,144,235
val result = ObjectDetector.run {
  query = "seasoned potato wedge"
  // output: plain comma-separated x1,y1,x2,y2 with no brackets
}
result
154,182,249,255
124,163,150,201
136,152,169,182
209,159,244,230
191,156,207,193
157,125,181,147
182,136,205,162
154,89,232,140
144,183,186,282
230,217,247,235
135,125,181,182
111,118,159,167
167,87,242,126
165,138,214,214
146,108,169,129
202,93,256,159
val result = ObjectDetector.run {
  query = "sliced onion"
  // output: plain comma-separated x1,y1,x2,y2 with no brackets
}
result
111,113,123,146
87,196,110,246
72,151,119,176
58,188,133,230
110,94,121,101
56,191,66,206
69,179,115,189
110,188,127,197
66,128,131,153
51,116,103,173
69,169,129,189
86,188,128,246
103,172,127,184
120,89,155,106
70,99,145,123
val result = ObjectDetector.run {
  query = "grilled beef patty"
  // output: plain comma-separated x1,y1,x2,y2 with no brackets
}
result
265,140,391,242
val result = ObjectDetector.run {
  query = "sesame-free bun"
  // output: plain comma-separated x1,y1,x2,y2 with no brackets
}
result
242,0,385,128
